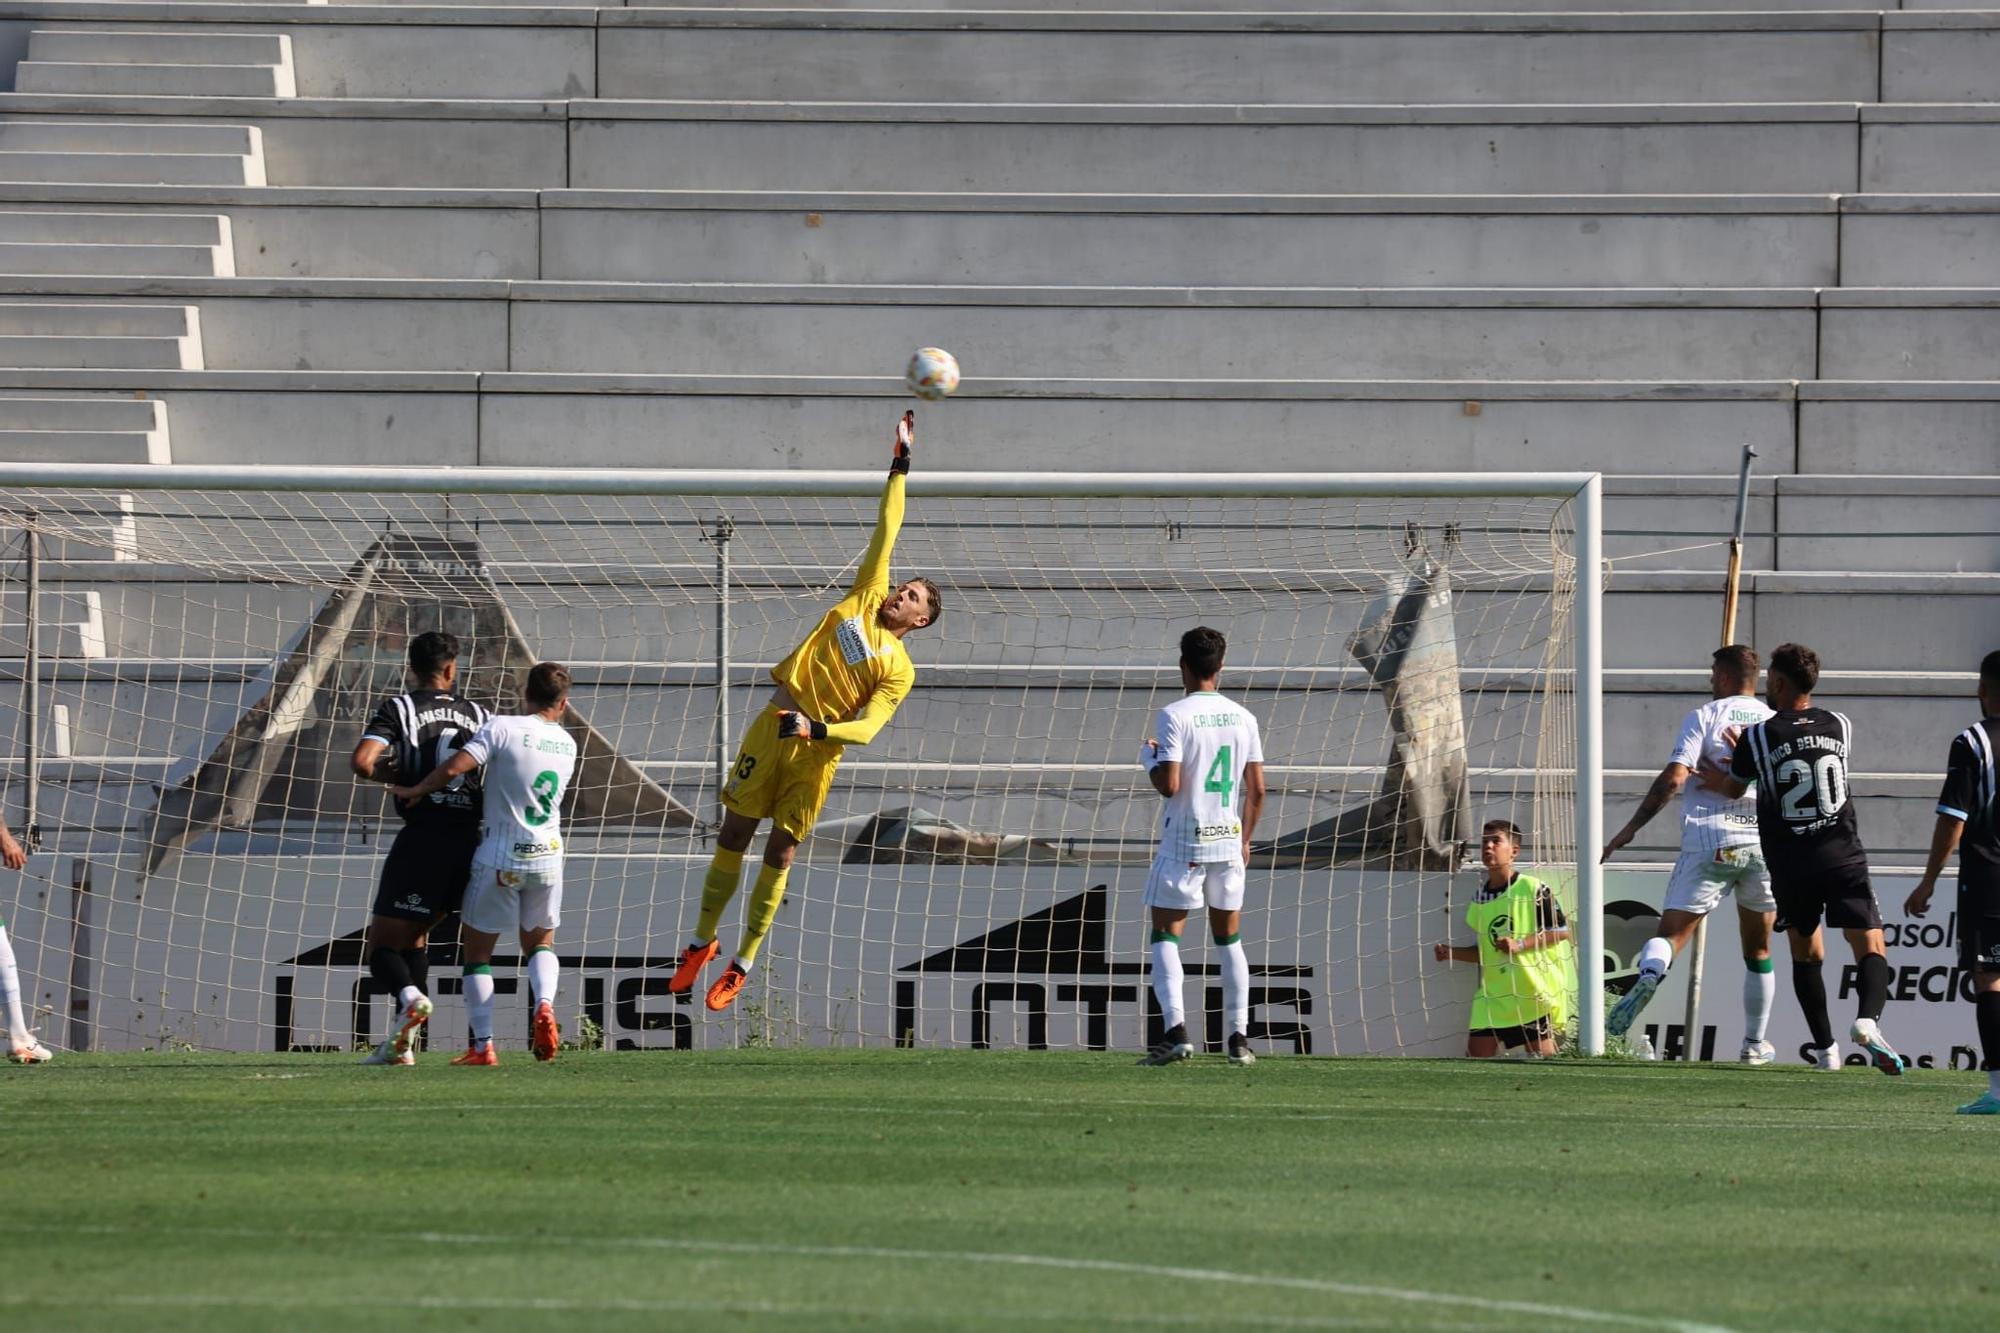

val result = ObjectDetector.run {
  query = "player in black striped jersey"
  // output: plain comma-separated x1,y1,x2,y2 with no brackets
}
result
348,630,490,1066
1904,649,2000,1114
1704,642,1906,1074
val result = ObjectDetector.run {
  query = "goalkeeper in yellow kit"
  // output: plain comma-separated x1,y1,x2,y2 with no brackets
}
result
671,411,943,1012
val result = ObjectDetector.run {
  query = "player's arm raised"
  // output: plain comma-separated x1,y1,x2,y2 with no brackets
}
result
1603,762,1689,861
850,410,914,598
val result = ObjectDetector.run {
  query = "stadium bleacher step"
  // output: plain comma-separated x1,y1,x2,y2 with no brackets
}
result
0,122,265,186
0,211,234,277
17,30,297,99
0,303,203,369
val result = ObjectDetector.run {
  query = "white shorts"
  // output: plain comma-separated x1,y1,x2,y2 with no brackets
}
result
1664,844,1776,917
461,861,563,935
1142,856,1245,913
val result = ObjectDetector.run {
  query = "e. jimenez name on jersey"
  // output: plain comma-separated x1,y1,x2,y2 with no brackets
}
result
1149,692,1264,864
1670,693,1774,854
462,713,579,869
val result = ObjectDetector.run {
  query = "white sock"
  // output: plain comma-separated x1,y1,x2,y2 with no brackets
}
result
528,949,559,1007
1743,963,1775,1043
0,925,26,1042
463,968,495,1044
1218,937,1249,1039
1150,937,1185,1032
1638,936,1674,979
732,955,755,976
397,984,422,1011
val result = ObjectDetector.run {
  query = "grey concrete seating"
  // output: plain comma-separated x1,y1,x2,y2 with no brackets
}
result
536,191,1842,288
0,184,531,278
0,97,1981,198
17,29,297,97
0,278,1825,380
1864,105,2000,195
594,10,1884,105
0,391,167,461
0,300,201,366
1842,195,2000,287
5,369,1991,480
565,101,1866,196
636,0,1891,10
0,208,232,274
0,7,1992,106
1822,289,2000,380
0,120,264,183
0,95,566,188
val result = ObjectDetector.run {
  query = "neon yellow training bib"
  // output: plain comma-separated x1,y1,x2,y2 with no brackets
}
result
1464,873,1577,1031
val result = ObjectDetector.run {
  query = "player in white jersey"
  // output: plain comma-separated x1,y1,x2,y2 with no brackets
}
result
1601,645,1780,1062
1136,627,1267,1067
395,662,578,1066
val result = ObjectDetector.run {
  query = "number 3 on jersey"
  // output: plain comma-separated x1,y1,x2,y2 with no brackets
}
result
1203,745,1235,808
523,769,561,826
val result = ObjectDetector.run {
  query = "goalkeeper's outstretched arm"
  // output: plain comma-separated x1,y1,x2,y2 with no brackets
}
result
850,410,914,597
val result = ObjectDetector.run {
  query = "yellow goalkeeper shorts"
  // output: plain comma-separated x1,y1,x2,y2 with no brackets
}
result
720,705,842,842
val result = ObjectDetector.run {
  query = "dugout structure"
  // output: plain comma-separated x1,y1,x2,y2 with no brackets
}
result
0,464,1606,1056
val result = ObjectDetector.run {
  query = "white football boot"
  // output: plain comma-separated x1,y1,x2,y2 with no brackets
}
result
1850,1018,1906,1076
1739,1040,1776,1066
1809,1042,1842,1071
6,1034,52,1064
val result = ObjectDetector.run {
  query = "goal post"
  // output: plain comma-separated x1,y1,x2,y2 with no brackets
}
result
0,461,1604,1057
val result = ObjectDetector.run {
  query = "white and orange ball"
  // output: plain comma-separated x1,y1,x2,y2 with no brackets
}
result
905,347,961,401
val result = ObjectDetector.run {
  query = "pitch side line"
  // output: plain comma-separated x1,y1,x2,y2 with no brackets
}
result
11,1222,1735,1333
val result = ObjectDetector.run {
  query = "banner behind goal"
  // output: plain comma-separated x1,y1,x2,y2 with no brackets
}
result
0,465,1604,1057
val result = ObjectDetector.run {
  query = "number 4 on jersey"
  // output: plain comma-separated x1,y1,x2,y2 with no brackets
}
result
1203,745,1234,808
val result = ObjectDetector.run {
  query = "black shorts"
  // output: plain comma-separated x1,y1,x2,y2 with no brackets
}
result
371,825,480,922
1773,869,1883,934
1471,1015,1553,1049
1958,883,2000,973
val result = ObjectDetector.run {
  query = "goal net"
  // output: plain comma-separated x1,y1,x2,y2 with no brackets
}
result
0,464,1602,1057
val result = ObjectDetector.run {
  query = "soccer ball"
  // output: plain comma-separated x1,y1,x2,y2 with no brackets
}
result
905,347,961,401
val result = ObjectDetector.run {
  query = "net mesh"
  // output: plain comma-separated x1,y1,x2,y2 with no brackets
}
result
0,478,1580,1056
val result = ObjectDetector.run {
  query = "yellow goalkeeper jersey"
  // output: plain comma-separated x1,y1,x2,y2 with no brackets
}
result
769,473,916,747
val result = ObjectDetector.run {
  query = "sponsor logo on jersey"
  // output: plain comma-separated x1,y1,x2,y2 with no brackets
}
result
836,615,876,666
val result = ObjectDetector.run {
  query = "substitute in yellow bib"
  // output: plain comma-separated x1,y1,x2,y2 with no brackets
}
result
671,411,943,1013
1433,819,1577,1057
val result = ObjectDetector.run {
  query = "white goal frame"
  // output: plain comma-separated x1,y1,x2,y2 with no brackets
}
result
0,461,1606,1056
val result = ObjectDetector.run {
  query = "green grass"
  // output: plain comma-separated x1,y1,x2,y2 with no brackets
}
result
0,1051,1992,1331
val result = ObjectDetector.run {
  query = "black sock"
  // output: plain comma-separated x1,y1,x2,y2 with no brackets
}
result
1856,952,1891,1022
1978,991,2000,1073
368,945,413,1000
401,947,431,1000
1793,961,1834,1049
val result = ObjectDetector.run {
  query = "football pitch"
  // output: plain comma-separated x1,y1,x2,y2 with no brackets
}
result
3,1051,1990,1331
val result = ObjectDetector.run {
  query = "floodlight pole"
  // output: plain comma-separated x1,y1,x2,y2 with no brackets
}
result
1575,475,1607,1056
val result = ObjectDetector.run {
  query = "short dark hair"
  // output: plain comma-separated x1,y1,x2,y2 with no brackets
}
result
1769,642,1819,695
1482,819,1523,846
523,661,571,711
1180,626,1227,679
1981,649,2000,689
912,577,943,629
1713,644,1759,680
408,630,461,681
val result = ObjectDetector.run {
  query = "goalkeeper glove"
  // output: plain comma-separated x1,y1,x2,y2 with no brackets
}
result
891,410,914,476
778,710,828,742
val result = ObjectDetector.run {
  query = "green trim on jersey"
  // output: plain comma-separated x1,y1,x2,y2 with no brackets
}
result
1464,873,1577,1031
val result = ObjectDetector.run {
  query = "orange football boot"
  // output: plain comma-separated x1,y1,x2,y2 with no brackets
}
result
451,1040,498,1066
668,939,719,994
531,1001,560,1063
705,962,749,1012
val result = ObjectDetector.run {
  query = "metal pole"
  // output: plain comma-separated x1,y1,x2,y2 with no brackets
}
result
1680,445,1759,1060
68,858,92,1052
21,515,39,852
713,515,735,818
1574,475,1607,1055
